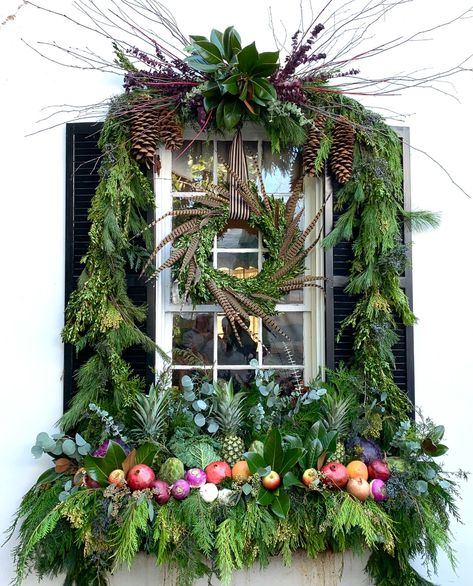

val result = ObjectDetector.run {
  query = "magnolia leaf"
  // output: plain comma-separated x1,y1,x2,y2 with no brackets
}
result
263,428,284,473
223,26,241,61
251,63,279,77
36,467,60,484
210,29,225,56
252,78,277,101
223,99,243,130
271,491,290,519
190,40,222,64
257,486,275,506
280,447,305,476
257,50,279,64
243,451,266,475
221,74,239,95
283,471,304,489
135,443,157,467
237,41,258,73
84,441,127,486
122,448,137,475
185,57,221,73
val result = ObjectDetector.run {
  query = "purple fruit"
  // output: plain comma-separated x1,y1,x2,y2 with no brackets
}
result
150,479,171,505
347,437,382,465
93,438,131,458
185,468,207,488
171,479,190,500
370,479,388,502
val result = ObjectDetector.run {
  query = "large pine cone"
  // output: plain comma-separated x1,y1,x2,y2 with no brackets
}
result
330,117,355,184
129,99,183,167
302,114,326,177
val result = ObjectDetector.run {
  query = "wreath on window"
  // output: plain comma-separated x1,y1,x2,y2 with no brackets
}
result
144,140,325,342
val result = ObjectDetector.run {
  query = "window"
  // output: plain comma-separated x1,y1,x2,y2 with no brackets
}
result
64,123,414,406
154,128,325,389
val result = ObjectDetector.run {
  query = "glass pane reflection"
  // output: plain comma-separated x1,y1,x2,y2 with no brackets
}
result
262,143,301,193
216,369,253,391
217,253,258,278
263,313,304,365
172,141,213,192
217,221,258,248
172,313,214,366
217,314,258,365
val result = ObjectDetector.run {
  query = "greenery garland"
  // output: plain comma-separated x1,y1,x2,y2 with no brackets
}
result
9,12,462,586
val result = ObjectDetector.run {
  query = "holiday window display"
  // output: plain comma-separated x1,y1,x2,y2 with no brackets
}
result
9,2,468,585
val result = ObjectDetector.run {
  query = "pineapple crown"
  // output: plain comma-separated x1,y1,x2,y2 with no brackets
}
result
212,379,247,436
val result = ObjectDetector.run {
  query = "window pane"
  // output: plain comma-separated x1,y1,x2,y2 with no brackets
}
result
217,252,258,278
172,141,213,192
263,313,304,365
216,369,253,391
262,143,301,193
172,313,214,366
217,314,258,365
217,221,258,248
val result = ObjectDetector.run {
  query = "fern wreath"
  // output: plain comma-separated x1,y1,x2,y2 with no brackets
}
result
143,164,325,343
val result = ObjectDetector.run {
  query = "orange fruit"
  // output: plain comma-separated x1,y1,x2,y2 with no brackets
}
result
232,460,251,483
346,460,369,481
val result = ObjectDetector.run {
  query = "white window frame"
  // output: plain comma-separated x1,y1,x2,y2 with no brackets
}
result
154,125,325,384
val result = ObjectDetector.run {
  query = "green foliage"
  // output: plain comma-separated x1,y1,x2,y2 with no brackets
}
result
111,497,150,568
185,27,279,130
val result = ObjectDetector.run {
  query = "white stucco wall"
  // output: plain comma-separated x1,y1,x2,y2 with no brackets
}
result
1,1,472,584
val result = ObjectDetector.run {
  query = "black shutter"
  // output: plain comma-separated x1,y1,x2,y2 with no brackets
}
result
64,122,155,411
325,127,414,402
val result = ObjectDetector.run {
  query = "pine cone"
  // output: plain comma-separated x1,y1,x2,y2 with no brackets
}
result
330,116,354,184
129,99,183,167
156,110,184,151
302,114,326,177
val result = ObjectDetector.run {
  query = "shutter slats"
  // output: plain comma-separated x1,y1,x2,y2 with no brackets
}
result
325,128,414,402
64,123,155,410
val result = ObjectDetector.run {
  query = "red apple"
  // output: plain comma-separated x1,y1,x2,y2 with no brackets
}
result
368,459,390,481
346,477,371,501
84,475,101,489
321,462,349,489
127,464,156,491
108,469,126,487
302,468,318,487
262,470,281,491
205,461,232,485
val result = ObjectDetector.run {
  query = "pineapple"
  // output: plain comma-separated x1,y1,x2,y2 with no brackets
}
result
130,384,169,444
321,392,355,464
213,381,246,467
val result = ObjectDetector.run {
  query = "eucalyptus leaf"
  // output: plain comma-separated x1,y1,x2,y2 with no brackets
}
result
78,444,91,456
183,391,196,402
181,375,194,391
242,483,252,496
207,420,219,434
36,432,51,446
257,466,272,477
201,382,214,396
194,413,206,427
416,480,428,494
62,439,76,457
31,445,44,459
58,491,70,502
75,433,87,446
